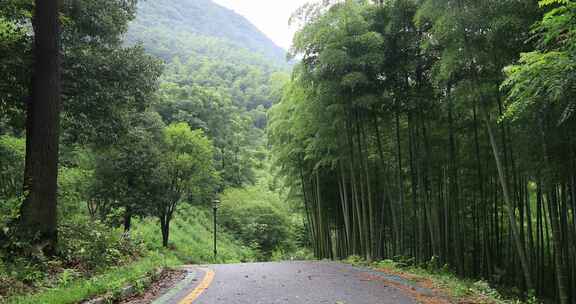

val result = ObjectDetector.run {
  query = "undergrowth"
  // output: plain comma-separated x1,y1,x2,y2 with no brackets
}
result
0,205,255,304
344,256,540,304
133,204,255,264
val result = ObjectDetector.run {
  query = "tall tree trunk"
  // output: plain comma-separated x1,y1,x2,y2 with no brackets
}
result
160,214,171,248
19,0,62,255
359,114,374,261
123,210,132,233
374,114,399,255
524,178,535,280
481,105,534,291
536,179,545,295
447,88,463,274
538,115,569,304
338,161,351,255
395,109,405,254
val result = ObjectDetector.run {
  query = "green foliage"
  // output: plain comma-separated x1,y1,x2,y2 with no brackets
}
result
61,0,137,45
0,135,24,199
143,123,218,247
62,45,163,146
57,217,143,271
0,0,305,301
133,205,255,264
219,182,300,260
271,0,575,303
539,0,570,7
0,17,29,132
0,215,148,300
503,0,576,125
161,122,217,206
346,257,540,303
4,252,179,304
154,80,260,187
125,0,291,188
0,135,24,241
502,51,575,123
1,0,158,142
91,112,166,223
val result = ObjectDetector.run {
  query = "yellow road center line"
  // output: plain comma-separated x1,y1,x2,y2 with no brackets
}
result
178,268,215,304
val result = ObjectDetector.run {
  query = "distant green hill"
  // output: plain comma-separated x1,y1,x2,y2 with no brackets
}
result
126,0,287,67
125,0,290,188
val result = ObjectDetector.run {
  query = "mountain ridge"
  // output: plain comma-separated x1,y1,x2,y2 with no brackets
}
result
127,0,287,66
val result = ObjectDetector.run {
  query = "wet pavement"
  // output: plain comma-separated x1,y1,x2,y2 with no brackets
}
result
156,261,418,304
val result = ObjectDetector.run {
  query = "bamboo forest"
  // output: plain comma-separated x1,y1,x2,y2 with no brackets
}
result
1,0,576,303
269,0,576,303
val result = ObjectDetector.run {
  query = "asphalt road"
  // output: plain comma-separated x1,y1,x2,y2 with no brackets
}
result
159,261,418,304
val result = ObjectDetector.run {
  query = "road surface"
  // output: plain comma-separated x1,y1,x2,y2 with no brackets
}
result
154,261,421,304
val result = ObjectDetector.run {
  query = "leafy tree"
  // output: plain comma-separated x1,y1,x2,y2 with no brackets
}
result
9,0,162,255
219,183,294,260
152,123,218,247
59,0,162,147
19,0,62,255
91,112,165,231
501,1,576,302
155,63,264,187
503,0,576,125
62,45,163,146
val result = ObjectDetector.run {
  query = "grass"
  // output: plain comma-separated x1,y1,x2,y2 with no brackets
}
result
133,204,256,264
5,252,179,304
345,256,539,304
2,204,255,304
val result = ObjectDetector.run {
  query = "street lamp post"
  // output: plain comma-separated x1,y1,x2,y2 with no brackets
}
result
212,199,220,259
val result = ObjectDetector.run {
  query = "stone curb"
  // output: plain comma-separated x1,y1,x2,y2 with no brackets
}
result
150,268,197,304
81,267,164,304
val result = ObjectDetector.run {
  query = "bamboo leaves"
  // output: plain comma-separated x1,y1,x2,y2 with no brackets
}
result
270,0,576,302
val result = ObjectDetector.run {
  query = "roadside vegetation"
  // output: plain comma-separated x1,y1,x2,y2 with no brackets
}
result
218,169,314,261
345,256,540,304
4,253,180,304
0,203,255,304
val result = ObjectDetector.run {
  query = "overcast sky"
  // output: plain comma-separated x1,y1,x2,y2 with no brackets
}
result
212,0,311,50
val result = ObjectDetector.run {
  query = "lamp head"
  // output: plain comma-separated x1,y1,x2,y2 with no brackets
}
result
212,199,220,210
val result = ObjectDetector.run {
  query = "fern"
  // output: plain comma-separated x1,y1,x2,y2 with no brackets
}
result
539,0,570,8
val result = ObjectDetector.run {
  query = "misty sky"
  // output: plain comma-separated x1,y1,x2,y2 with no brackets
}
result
212,0,311,50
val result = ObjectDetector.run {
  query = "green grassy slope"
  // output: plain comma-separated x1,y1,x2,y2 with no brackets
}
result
134,204,255,264
3,205,254,304
5,253,180,304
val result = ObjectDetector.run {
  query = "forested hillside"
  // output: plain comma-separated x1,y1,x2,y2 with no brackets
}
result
127,0,286,65
269,0,576,303
127,0,290,186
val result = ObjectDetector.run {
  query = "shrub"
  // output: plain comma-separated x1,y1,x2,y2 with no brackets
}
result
219,185,296,260
0,135,24,200
0,136,25,249
0,196,21,239
220,202,290,259
57,217,144,272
